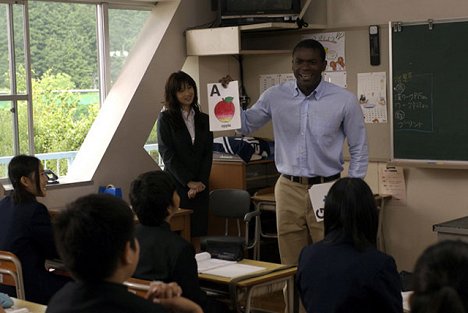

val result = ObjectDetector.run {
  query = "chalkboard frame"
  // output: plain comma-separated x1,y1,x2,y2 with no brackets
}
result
389,19,468,167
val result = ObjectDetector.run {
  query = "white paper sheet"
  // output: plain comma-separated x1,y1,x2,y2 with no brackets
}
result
308,181,334,222
201,263,265,278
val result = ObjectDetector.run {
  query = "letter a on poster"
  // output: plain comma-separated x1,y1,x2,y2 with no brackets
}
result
207,81,241,131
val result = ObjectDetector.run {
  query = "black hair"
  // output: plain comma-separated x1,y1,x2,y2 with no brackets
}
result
323,177,378,251
53,194,136,282
163,71,200,128
129,171,176,226
8,154,42,203
411,240,468,313
292,39,326,62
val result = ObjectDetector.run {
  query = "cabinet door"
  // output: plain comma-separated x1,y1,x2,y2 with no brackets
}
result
210,161,246,190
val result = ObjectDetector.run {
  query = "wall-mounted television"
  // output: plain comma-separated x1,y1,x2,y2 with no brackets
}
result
218,0,302,26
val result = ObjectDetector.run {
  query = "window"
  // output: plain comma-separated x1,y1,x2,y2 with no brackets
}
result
0,1,151,178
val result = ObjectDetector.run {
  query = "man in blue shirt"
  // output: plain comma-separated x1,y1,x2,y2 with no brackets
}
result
237,39,368,266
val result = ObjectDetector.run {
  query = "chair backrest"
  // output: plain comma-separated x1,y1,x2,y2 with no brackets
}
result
123,277,151,298
209,189,251,218
0,251,26,299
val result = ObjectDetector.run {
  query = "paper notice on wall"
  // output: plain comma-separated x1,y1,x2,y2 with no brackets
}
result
308,181,334,222
379,166,406,202
259,73,295,94
207,81,241,131
323,71,347,88
357,72,388,123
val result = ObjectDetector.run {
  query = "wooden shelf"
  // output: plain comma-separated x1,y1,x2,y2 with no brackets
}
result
186,23,326,56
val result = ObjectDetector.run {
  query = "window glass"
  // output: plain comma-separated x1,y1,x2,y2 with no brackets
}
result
108,8,150,86
28,2,100,171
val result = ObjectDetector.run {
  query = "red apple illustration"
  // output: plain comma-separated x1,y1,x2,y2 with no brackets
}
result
214,96,235,122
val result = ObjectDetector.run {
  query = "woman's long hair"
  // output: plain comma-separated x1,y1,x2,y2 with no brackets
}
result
8,155,42,203
323,177,378,251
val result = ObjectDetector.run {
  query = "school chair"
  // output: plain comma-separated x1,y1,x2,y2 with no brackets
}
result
124,277,151,298
0,250,26,299
201,189,261,260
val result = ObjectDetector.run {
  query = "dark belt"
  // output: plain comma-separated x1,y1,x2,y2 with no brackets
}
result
282,173,340,185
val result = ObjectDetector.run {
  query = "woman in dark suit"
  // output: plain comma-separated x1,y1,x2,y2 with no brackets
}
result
296,177,402,313
157,71,213,243
0,155,69,304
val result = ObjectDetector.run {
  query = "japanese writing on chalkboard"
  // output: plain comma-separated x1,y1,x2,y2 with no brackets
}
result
393,72,433,132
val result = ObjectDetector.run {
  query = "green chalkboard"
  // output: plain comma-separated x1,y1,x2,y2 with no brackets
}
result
391,20,468,163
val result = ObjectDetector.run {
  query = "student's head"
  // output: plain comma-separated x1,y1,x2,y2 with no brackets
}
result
324,177,378,250
164,71,199,112
53,194,138,283
8,154,47,203
292,39,327,94
129,171,180,226
411,240,468,313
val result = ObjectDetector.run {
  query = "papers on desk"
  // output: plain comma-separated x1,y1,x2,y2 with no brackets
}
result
196,252,266,278
6,308,30,313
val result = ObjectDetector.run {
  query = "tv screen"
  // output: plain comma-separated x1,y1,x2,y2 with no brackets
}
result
220,0,301,19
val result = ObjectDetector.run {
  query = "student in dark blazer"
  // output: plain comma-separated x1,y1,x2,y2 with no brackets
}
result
0,155,69,304
130,171,227,313
157,71,213,242
296,177,402,313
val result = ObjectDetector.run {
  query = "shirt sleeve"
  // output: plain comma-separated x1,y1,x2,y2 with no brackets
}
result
239,92,272,135
370,257,403,313
343,97,368,178
31,202,60,259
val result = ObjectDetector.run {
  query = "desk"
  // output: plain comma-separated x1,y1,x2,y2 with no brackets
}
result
198,259,296,313
9,297,46,313
49,208,192,242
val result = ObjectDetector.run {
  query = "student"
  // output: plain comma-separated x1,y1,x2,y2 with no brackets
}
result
296,177,402,313
130,171,207,305
157,71,213,245
47,193,202,313
0,155,69,304
410,240,468,313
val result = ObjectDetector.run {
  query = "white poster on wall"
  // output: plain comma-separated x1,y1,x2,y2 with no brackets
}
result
207,81,241,132
303,32,346,72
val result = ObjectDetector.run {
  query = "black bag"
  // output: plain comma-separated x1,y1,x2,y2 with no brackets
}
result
205,240,244,261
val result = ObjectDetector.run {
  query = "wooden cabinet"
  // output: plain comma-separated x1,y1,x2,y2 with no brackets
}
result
209,159,279,193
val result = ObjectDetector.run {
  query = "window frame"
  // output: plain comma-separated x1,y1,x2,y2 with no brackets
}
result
0,0,154,182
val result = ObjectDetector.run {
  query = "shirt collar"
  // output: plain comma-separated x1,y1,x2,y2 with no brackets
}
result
293,78,325,99
181,107,195,120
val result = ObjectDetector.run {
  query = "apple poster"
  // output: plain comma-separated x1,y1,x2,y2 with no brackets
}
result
207,80,241,132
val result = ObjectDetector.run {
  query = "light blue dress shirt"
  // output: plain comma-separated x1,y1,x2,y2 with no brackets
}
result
239,79,368,178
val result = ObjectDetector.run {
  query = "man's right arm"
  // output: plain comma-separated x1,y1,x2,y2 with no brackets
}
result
238,94,272,135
